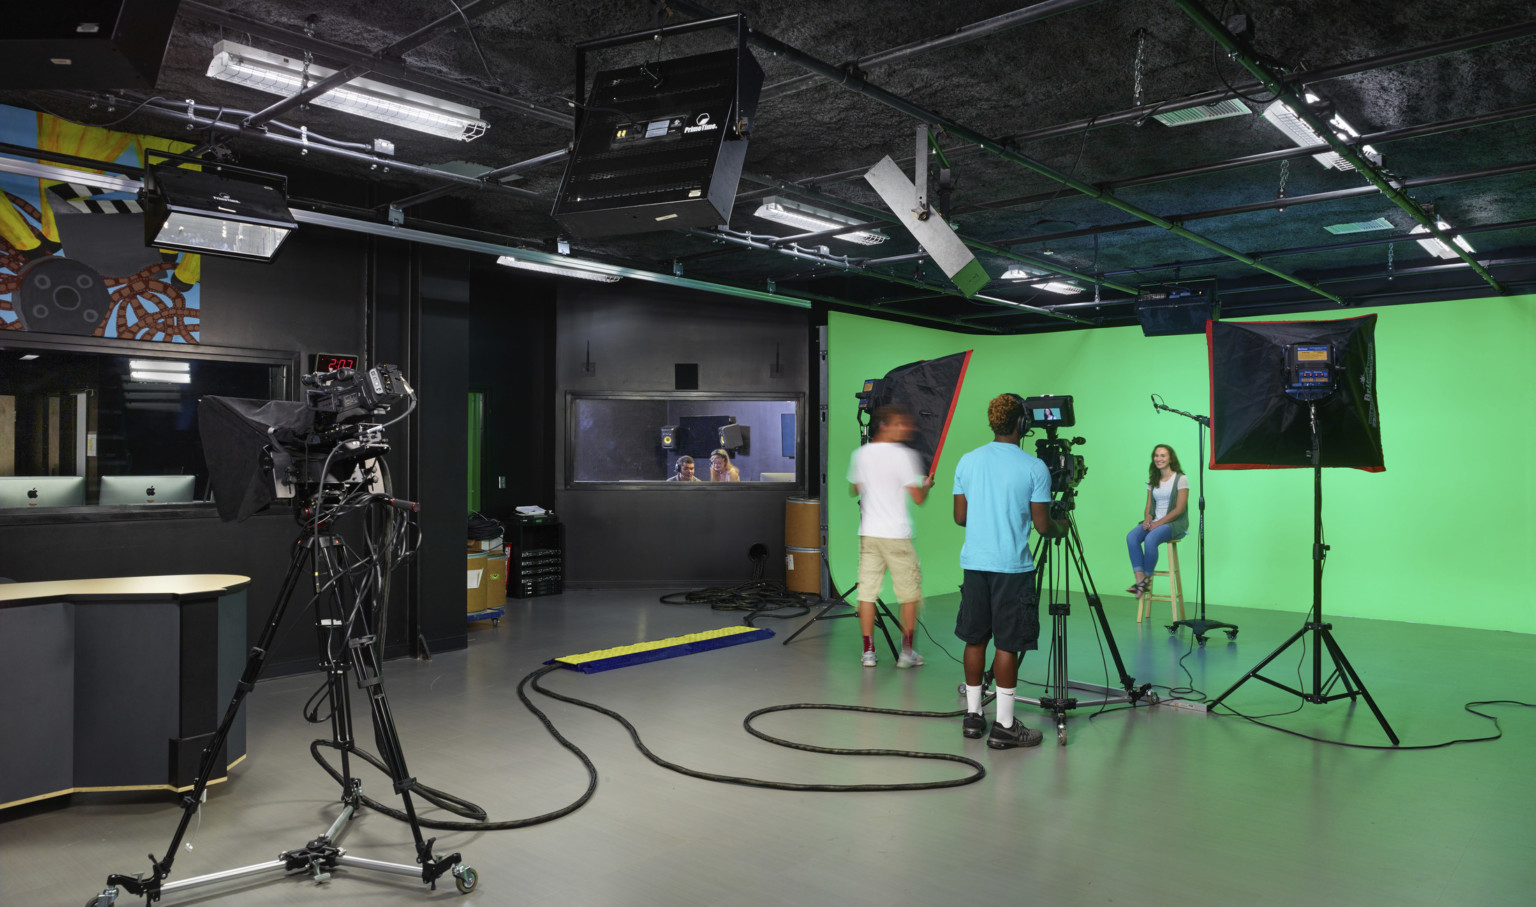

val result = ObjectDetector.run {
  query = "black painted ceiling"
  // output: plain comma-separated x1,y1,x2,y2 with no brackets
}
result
7,0,1536,332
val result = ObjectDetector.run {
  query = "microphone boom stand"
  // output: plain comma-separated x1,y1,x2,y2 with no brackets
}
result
1153,397,1238,645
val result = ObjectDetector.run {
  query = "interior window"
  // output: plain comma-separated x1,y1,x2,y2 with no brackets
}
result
569,395,800,484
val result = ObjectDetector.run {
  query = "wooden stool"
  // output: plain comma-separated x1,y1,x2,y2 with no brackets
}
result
1137,539,1184,623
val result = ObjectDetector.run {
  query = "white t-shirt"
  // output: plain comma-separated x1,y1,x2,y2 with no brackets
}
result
848,441,925,539
1148,472,1190,520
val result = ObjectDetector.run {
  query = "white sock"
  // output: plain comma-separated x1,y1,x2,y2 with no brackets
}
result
965,684,983,715
996,687,1016,728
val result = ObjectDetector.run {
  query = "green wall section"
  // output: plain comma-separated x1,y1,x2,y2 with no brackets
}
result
827,294,1536,635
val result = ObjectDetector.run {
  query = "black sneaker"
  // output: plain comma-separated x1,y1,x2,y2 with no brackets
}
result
987,719,1043,749
962,712,986,739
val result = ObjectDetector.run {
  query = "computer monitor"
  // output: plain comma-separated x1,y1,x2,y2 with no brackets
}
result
98,474,198,506
0,476,87,509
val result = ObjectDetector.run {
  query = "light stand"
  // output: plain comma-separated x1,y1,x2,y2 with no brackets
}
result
1153,396,1239,644
1206,402,1398,744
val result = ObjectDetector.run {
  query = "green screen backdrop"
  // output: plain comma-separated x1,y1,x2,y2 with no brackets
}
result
827,294,1536,635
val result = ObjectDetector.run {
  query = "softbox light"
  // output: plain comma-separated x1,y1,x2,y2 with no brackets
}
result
1208,316,1383,471
860,350,972,476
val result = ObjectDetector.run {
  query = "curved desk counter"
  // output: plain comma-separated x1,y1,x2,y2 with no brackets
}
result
0,575,250,809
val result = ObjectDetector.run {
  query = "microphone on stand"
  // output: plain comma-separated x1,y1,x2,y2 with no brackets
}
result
1151,394,1163,414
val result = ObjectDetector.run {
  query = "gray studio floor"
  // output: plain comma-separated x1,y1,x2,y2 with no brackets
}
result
3,585,1534,907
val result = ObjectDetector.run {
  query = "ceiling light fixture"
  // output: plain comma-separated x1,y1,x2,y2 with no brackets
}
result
496,254,621,283
1260,92,1379,171
207,40,488,141
1152,98,1251,127
752,196,887,245
128,360,191,384
1409,220,1475,260
142,157,297,262
1000,266,1035,280
1035,281,1081,295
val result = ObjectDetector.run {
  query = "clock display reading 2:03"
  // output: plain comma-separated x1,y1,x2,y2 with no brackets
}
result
310,353,360,373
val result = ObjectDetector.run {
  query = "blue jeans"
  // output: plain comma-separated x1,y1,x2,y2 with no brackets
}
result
1127,523,1185,575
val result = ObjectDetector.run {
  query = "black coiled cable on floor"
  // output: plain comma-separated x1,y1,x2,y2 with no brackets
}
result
309,663,986,830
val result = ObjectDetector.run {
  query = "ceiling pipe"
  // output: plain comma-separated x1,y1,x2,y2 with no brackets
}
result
693,228,1094,325
991,159,1536,249
738,172,1137,294
385,148,569,211
82,94,545,201
1173,0,1503,293
961,101,1536,220
752,0,1108,101
658,4,1347,305
746,18,1536,196
177,1,572,128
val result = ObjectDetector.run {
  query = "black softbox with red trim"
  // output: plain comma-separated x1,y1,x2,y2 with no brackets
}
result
861,350,972,477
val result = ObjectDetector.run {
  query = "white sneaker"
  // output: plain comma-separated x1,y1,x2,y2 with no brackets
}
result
861,650,877,668
896,648,924,669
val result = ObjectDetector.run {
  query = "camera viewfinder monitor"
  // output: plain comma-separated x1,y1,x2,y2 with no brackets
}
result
99,475,197,506
1024,395,1075,429
0,476,87,509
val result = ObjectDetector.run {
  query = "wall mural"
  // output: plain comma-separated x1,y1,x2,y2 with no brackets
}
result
0,103,201,344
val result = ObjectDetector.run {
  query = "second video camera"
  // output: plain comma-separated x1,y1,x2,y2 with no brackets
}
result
1025,394,1086,495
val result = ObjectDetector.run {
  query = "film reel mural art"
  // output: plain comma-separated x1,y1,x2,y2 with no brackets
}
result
0,104,202,343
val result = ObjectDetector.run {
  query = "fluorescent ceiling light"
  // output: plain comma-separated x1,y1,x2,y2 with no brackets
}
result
1260,92,1378,171
20,354,40,361
208,40,488,141
753,196,887,245
496,254,620,283
1152,98,1251,127
1001,266,1035,280
1036,281,1081,295
1325,217,1395,235
1409,220,1475,260
130,370,191,384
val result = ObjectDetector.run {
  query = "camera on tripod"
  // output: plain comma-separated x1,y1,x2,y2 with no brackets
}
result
1024,394,1087,498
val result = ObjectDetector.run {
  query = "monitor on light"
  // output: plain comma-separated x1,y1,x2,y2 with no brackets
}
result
0,476,87,510
98,475,198,506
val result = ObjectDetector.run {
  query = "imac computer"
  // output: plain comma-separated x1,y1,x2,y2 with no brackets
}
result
98,475,198,506
0,476,87,509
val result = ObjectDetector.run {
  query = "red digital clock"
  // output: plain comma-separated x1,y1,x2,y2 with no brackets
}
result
310,353,360,373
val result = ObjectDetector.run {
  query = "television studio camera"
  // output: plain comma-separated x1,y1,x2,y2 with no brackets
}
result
1013,394,1149,743
91,364,480,906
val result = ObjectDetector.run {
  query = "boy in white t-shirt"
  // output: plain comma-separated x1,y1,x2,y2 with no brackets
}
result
847,405,933,668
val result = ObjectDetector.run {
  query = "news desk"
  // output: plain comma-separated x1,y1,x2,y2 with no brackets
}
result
0,575,250,809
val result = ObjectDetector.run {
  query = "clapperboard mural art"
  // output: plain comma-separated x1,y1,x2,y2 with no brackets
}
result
1,103,203,343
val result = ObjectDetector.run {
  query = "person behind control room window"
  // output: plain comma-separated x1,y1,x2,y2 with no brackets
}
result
709,448,740,482
1125,444,1189,597
667,455,702,482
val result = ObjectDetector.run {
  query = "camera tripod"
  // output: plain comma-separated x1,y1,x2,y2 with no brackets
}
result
1016,501,1152,744
90,490,476,905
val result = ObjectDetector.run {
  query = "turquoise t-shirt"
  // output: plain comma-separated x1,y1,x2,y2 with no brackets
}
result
952,442,1053,573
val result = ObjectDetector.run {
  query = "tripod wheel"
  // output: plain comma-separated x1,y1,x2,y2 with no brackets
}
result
453,865,478,894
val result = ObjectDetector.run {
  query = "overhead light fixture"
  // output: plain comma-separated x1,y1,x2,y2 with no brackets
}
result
128,360,191,384
1036,281,1081,295
1001,266,1035,280
752,196,887,245
496,254,620,283
1152,98,1251,127
1325,217,1395,235
1409,220,1475,260
1261,92,1379,171
20,354,40,361
207,40,488,141
142,157,297,261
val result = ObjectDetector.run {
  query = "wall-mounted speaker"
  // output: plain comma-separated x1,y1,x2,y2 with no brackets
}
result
552,47,763,237
5,2,181,89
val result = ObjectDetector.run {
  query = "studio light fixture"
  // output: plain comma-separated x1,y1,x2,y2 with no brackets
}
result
142,157,297,262
128,359,191,384
752,196,887,245
1001,266,1079,295
1261,92,1379,171
496,254,621,283
1409,220,1475,260
207,40,488,141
